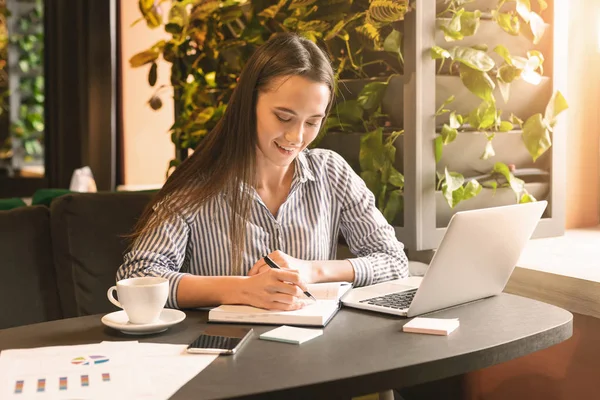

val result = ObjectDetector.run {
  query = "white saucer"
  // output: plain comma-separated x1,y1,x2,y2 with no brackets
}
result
101,309,186,335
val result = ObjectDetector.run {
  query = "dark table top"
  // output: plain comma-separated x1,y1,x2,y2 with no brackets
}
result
0,293,573,399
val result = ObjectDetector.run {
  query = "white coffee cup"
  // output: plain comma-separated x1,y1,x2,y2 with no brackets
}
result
107,277,169,324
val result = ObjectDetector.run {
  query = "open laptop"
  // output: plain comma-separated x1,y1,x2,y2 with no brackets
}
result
341,201,547,317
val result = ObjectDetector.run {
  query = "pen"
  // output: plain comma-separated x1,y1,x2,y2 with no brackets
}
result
263,255,317,301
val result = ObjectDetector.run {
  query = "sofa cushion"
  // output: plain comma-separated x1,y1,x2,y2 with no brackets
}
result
0,206,62,328
0,197,27,210
32,188,72,207
50,192,154,317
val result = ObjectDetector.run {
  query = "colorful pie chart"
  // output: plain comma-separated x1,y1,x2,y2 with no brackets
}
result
71,355,109,366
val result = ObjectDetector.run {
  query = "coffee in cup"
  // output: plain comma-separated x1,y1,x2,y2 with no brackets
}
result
107,277,169,324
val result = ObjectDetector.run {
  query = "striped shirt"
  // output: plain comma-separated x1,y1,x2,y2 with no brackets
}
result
116,149,408,308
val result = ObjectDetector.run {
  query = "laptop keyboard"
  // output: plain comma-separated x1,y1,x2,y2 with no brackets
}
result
359,288,418,310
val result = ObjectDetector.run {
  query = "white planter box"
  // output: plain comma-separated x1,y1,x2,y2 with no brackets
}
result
435,182,549,227
377,74,552,127
435,19,549,68
435,75,552,125
435,130,551,177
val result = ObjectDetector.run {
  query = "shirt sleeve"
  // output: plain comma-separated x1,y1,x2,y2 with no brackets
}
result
326,151,409,287
115,209,191,309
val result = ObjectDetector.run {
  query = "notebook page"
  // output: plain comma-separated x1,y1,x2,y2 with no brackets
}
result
214,300,339,318
306,282,351,300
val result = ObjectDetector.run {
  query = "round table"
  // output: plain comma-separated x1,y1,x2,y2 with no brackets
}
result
0,293,572,399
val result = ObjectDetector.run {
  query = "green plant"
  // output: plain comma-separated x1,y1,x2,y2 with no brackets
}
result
431,0,567,208
8,1,44,162
0,0,44,163
323,75,404,222
132,0,411,222
0,1,9,119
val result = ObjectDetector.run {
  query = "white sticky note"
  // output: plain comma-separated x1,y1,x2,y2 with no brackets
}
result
259,325,323,344
402,317,460,336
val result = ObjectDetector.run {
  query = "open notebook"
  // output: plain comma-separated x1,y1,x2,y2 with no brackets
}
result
208,282,352,327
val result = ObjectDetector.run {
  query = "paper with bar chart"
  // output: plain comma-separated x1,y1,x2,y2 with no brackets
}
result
0,341,133,399
0,341,218,399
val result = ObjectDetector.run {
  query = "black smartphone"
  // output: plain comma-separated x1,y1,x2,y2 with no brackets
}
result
186,326,254,355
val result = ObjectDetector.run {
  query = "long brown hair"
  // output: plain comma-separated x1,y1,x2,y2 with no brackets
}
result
130,33,335,274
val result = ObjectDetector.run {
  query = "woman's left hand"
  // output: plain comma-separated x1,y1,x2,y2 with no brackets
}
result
248,250,319,284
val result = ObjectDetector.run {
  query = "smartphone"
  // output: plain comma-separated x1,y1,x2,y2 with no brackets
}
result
186,326,254,355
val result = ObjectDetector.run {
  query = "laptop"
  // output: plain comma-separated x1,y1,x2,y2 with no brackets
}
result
341,201,547,317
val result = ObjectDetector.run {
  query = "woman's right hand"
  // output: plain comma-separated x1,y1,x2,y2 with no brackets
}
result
239,268,308,311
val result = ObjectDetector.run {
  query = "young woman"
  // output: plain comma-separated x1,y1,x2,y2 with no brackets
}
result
116,32,408,311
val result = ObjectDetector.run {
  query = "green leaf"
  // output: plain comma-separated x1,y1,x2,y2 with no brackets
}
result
519,190,537,203
483,179,498,193
129,49,159,67
383,30,403,61
441,169,466,208
368,0,409,23
444,168,464,192
204,71,216,87
498,64,521,83
258,0,287,18
470,44,488,52
516,0,532,21
459,11,481,37
528,50,545,73
468,101,497,130
441,11,464,41
383,142,396,165
165,23,182,34
288,0,317,10
544,90,568,125
361,170,381,199
298,20,330,32
441,25,463,42
440,124,458,145
463,180,482,201
333,100,363,124
449,112,461,129
494,45,513,65
388,167,404,188
494,12,520,35
357,81,387,113
322,116,354,133
430,45,451,60
499,121,514,132
497,79,510,103
529,12,546,44
377,184,388,210
479,103,497,129
448,46,495,72
383,190,403,223
459,64,495,101
434,135,443,163
195,107,215,124
139,0,163,29
355,23,381,49
522,113,551,161
168,2,188,28
493,162,524,200
481,140,495,160
148,62,157,86
359,128,385,171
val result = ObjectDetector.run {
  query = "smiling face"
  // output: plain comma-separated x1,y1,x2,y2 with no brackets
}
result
255,75,331,168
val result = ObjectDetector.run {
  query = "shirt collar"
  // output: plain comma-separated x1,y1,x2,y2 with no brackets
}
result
294,149,316,183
